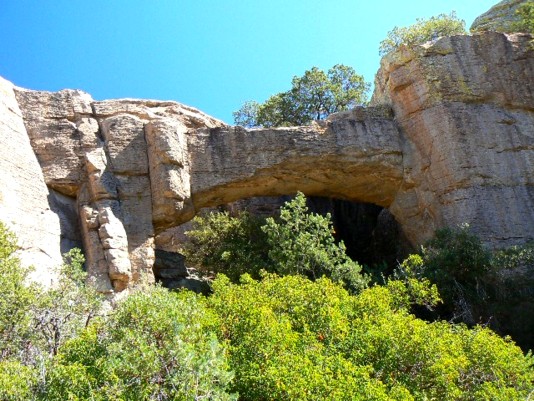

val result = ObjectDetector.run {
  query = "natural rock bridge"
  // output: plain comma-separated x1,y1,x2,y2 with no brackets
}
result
1,32,533,293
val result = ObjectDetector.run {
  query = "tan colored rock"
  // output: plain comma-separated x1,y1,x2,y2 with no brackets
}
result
101,114,148,175
0,77,64,285
373,31,534,246
85,148,118,200
188,110,403,211
14,88,99,196
145,118,195,229
470,0,526,33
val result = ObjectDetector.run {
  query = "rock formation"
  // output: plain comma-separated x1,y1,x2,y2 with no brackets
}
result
0,30,532,294
0,77,79,286
470,0,526,33
373,31,534,248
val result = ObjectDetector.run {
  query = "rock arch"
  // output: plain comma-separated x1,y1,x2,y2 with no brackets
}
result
1,31,533,293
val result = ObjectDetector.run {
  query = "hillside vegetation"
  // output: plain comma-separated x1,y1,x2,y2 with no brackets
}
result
1,196,533,400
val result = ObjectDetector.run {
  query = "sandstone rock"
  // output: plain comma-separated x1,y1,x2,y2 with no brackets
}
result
85,148,118,200
101,114,148,175
145,118,195,229
0,77,65,286
14,88,98,196
373,31,534,247
97,204,132,288
188,111,403,211
470,0,527,33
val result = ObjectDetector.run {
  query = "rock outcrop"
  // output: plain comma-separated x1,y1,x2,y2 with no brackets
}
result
0,77,78,286
0,31,532,294
373,32,534,246
470,0,526,33
373,31,534,247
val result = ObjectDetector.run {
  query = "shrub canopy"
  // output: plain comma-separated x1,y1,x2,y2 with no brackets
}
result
379,12,467,56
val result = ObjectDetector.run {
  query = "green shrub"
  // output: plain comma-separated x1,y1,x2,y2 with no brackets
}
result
0,360,38,401
395,225,534,351
45,287,236,401
183,211,270,282
513,0,534,34
185,193,369,293
0,222,39,361
210,273,533,400
394,225,493,324
421,224,492,289
379,12,467,56
262,192,369,293
0,223,106,398
210,274,392,400
32,248,102,357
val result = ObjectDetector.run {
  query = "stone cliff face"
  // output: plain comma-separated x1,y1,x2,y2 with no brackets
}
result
373,31,534,247
0,31,532,294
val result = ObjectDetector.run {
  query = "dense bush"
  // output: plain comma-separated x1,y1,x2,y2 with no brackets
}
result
0,359,38,401
184,193,368,293
263,192,368,293
33,248,102,357
210,273,534,400
379,12,467,56
1,221,533,400
45,287,236,401
395,224,534,351
0,223,103,400
0,223,39,362
183,211,270,282
419,224,492,305
513,0,534,34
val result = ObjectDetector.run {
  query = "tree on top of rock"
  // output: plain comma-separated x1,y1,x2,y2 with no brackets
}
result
233,64,369,128
379,11,467,56
513,0,534,34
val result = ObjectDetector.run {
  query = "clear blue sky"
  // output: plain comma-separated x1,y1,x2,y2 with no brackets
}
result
1,1,497,124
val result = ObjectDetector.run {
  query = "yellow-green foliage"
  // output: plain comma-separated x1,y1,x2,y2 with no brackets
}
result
513,1,534,33
2,221,533,400
379,12,467,56
0,223,39,361
46,287,236,401
210,273,533,400
0,360,38,401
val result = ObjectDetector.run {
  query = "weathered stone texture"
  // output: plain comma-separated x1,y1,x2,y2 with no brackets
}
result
188,110,403,210
0,77,64,285
373,32,534,246
145,118,195,229
14,88,98,196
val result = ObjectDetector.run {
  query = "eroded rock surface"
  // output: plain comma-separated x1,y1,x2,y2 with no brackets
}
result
0,31,532,294
373,31,534,247
0,78,70,286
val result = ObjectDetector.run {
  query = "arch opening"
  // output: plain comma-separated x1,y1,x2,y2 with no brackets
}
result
153,195,412,290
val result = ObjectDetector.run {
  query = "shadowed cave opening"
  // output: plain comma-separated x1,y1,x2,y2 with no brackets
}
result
153,196,412,290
